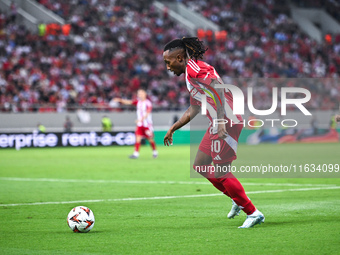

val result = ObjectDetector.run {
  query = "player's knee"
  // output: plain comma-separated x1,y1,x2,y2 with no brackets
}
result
193,165,203,177
193,164,212,179
192,164,206,174
193,164,203,173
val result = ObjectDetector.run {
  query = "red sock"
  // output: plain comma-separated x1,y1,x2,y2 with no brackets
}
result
193,165,230,196
135,142,140,152
207,178,230,197
219,172,256,215
150,141,156,150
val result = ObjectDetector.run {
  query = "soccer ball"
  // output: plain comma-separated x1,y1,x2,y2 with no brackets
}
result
67,206,95,233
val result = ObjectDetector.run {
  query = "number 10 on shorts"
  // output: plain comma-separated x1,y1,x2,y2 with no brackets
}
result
211,140,221,153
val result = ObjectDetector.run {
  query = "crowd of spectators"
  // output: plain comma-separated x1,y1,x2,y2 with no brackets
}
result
0,0,339,113
181,0,340,110
1,0,190,112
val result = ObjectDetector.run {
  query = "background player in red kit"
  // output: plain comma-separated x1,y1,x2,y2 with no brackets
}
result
114,89,158,159
163,37,264,228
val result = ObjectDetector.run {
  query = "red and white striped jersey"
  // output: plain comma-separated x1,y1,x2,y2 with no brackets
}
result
133,99,153,127
185,59,243,135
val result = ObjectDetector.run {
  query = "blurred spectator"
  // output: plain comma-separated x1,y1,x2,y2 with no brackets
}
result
37,123,46,133
335,115,340,122
101,115,112,131
330,115,338,129
9,1,17,24
63,116,73,132
311,116,318,135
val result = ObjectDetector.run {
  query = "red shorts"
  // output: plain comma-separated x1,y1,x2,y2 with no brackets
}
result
135,126,153,139
198,124,243,164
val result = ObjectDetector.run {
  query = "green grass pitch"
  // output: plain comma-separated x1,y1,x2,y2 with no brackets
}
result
0,143,339,255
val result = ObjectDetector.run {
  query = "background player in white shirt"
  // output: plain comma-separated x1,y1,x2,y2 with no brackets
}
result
114,89,158,159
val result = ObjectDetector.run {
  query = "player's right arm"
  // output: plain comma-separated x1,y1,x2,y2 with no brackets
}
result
113,98,133,105
164,105,200,146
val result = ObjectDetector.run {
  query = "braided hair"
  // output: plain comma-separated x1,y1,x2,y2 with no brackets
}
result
163,37,208,61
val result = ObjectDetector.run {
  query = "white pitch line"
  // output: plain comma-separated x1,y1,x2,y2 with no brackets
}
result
0,177,336,187
1,186,339,207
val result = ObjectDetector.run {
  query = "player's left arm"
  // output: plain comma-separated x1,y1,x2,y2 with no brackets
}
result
211,80,228,139
189,62,228,140
336,115,340,122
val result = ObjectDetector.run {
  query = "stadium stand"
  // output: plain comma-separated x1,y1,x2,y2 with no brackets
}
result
0,0,339,113
293,0,340,22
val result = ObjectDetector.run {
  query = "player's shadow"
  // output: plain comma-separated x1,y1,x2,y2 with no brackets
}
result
61,230,104,234
252,217,337,228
